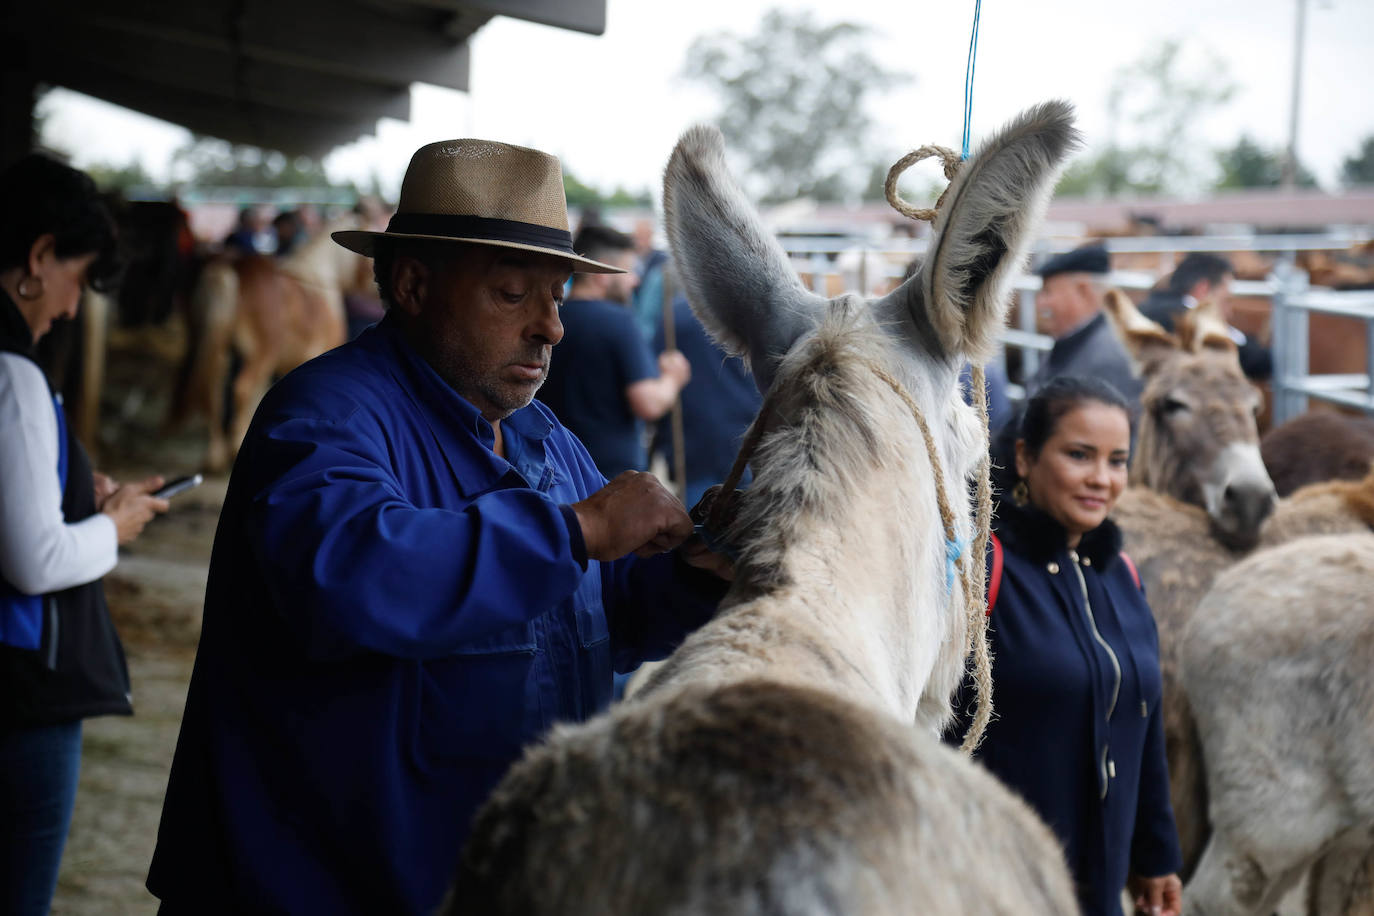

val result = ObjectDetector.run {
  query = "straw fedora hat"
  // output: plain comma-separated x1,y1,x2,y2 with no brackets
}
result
332,139,624,274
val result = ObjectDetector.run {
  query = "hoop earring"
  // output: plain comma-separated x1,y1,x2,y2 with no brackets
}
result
1012,480,1030,507
16,274,43,301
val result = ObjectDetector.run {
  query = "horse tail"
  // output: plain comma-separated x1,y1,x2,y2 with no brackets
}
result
167,258,237,431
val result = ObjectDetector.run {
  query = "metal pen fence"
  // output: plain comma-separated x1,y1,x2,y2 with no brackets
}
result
778,232,1374,422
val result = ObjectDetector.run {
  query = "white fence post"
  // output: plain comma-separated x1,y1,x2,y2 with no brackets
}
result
1271,258,1310,425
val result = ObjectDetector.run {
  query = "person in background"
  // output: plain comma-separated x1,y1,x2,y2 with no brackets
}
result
630,217,669,339
0,154,168,916
948,375,1183,916
1026,245,1142,411
538,224,690,477
652,292,762,506
1139,252,1271,381
271,209,305,257
223,206,276,256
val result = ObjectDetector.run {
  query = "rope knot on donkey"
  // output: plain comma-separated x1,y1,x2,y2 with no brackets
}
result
883,145,963,223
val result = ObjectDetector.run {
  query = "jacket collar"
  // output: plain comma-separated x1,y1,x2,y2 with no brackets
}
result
993,495,1123,568
0,287,35,359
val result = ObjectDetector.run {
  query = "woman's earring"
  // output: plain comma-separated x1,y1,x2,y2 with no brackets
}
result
1012,480,1029,506
16,274,43,301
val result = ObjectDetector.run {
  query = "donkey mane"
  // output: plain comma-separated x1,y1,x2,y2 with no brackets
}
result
723,301,918,592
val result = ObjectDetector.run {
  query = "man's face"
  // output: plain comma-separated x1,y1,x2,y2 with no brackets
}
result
601,248,640,305
1035,272,1097,338
405,246,573,420
1192,272,1235,321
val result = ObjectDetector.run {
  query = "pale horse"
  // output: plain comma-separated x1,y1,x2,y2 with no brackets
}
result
168,215,375,471
446,101,1083,915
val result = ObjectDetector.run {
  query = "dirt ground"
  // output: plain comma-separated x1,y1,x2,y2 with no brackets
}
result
51,320,223,915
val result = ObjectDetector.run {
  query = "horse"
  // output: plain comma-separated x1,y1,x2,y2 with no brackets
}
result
1261,410,1374,497
1181,532,1374,916
167,215,374,471
446,101,1082,915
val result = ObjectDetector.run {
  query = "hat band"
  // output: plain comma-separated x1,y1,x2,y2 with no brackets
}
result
386,213,574,254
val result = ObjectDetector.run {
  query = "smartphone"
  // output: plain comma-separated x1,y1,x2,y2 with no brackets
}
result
154,473,204,500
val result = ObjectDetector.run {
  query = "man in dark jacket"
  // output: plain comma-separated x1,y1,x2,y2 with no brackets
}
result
147,139,730,915
1139,252,1272,381
1026,245,1143,411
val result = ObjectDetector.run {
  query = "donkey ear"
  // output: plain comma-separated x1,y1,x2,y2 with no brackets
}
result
663,125,829,392
1177,298,1238,354
1102,287,1179,371
878,100,1081,364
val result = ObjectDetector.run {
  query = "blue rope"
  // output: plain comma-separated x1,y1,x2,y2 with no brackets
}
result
961,0,983,160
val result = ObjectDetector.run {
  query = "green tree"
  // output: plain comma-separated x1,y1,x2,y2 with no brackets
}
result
683,8,909,203
562,170,650,211
1062,40,1236,197
85,159,157,193
1341,135,1374,186
171,135,341,189
1214,135,1317,190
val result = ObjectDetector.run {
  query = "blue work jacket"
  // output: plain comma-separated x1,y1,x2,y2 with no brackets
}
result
147,316,724,914
949,500,1181,915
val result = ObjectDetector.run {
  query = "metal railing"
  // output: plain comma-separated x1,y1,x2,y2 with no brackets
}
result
779,233,1374,421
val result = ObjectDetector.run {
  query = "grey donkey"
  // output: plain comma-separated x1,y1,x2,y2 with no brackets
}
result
446,101,1082,915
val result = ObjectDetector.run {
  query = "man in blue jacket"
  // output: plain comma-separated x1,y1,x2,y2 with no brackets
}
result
147,139,731,915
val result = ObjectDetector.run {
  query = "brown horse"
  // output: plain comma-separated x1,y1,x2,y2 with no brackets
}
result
168,216,374,471
1261,410,1374,497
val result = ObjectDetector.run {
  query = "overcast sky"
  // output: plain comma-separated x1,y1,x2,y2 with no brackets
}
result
38,0,1374,201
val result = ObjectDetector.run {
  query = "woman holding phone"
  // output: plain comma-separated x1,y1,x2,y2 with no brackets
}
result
0,154,168,915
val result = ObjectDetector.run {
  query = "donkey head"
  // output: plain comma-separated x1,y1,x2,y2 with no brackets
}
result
664,101,1078,399
1105,290,1277,549
664,102,1079,725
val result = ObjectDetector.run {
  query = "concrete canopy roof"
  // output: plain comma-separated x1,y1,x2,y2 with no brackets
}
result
5,0,606,155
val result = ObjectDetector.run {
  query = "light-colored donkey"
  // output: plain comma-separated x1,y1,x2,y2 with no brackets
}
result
1181,532,1374,916
447,102,1081,914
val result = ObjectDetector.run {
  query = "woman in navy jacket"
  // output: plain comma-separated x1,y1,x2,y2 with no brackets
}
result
953,376,1183,916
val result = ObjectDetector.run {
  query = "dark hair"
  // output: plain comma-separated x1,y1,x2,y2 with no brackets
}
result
371,237,473,309
991,376,1132,496
1167,252,1232,296
0,154,120,292
571,224,633,275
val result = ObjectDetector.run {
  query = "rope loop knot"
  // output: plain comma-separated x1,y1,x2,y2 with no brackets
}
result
884,145,963,223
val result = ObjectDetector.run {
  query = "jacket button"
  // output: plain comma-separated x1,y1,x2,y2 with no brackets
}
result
1046,561,1060,574
1082,556,1092,566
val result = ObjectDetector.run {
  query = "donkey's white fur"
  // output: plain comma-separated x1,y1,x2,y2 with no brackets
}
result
450,102,1080,914
1180,533,1374,915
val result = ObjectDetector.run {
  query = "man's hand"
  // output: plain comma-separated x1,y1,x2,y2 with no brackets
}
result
92,471,118,510
571,472,694,561
1128,872,1182,916
658,349,691,388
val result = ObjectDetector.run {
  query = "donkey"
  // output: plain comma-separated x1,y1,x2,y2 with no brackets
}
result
1105,290,1278,551
1180,532,1374,916
167,216,374,471
447,102,1082,915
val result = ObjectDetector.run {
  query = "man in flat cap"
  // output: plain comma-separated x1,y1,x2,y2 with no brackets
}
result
147,140,732,914
1026,244,1142,409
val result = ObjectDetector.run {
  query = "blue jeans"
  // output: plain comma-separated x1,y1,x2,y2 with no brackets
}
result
0,720,83,916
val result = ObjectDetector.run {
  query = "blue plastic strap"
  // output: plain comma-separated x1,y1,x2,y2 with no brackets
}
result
961,0,983,160
945,532,970,595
